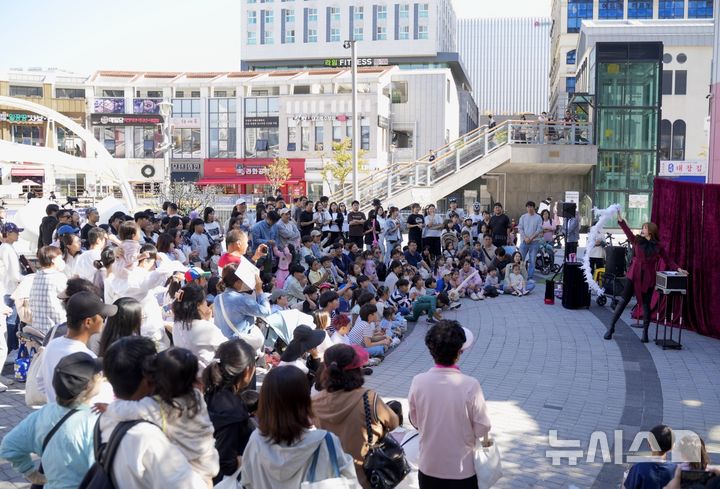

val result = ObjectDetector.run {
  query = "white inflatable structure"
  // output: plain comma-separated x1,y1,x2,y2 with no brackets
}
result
0,95,138,210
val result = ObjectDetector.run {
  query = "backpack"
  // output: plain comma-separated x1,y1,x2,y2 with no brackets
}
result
79,419,148,489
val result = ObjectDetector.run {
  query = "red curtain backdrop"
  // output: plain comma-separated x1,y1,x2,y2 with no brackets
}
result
646,178,720,339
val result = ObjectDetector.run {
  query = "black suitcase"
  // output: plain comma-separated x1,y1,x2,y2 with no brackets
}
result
562,262,590,309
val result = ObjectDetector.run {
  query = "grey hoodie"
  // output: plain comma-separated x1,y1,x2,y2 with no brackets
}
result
240,428,358,489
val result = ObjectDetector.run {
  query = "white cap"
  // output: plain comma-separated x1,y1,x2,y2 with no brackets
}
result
461,327,474,352
278,208,290,215
235,198,247,206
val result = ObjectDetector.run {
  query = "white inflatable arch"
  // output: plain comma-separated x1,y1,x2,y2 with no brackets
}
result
0,95,137,209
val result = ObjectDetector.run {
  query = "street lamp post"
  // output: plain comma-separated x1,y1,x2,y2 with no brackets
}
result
344,39,359,202
157,100,174,196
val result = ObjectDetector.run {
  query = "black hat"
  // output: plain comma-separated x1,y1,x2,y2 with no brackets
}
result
280,325,326,362
134,211,150,221
52,352,102,400
66,292,118,323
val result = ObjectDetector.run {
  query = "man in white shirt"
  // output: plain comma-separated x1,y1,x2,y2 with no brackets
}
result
38,292,116,403
73,227,107,282
100,336,208,489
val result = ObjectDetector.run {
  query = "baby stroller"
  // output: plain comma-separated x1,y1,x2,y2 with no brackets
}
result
594,269,625,308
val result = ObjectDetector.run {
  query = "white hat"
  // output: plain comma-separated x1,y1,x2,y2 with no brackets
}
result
235,198,247,206
278,208,290,215
461,327,474,352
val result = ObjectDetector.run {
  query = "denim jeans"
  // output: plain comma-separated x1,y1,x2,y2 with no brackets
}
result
365,345,386,357
4,295,18,351
397,306,411,316
519,240,541,278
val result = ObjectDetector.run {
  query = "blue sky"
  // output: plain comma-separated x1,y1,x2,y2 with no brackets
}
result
0,0,551,73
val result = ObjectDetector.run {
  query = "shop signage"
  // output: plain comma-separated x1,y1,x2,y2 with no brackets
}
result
90,114,164,126
0,112,47,124
93,98,125,114
170,160,201,172
323,58,389,68
377,115,389,129
170,117,201,128
235,164,268,176
133,98,162,114
244,116,279,128
564,191,580,204
291,114,349,122
659,160,706,177
628,194,649,209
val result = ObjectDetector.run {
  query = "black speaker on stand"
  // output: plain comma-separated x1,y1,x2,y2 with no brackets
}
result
562,262,590,309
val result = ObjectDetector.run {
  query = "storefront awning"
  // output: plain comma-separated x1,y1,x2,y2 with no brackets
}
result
196,177,302,186
10,167,45,177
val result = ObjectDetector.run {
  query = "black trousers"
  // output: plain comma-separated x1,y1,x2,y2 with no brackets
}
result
424,237,441,258
349,235,364,249
564,241,578,261
419,472,478,489
613,278,654,325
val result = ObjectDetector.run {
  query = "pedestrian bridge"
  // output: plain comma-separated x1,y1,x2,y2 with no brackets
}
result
330,120,598,210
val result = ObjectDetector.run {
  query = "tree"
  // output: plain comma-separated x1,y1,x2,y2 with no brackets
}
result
157,182,220,216
320,138,368,192
266,157,292,194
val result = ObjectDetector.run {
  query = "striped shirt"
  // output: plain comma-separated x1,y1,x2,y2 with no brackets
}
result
347,319,375,346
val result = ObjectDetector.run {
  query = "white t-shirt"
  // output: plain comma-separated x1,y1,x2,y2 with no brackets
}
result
204,221,222,242
74,248,102,282
331,331,350,345
423,215,444,238
38,336,96,404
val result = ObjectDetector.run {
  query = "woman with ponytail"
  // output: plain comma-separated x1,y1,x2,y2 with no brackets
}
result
311,344,400,488
203,338,257,485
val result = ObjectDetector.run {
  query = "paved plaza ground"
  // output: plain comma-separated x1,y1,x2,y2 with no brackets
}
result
1,290,719,488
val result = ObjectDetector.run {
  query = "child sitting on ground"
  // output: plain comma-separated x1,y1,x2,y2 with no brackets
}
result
379,308,402,346
388,278,412,316
409,275,426,301
347,304,391,358
403,292,451,324
302,285,319,313
270,289,289,313
105,348,219,486
307,259,329,287
330,314,352,345
338,284,353,314
508,263,529,296
459,260,485,301
357,274,377,298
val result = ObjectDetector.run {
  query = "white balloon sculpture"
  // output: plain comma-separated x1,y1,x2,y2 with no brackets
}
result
582,204,622,296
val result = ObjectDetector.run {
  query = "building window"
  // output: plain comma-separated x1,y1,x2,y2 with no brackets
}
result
55,88,85,99
671,120,686,160
244,97,279,117
248,11,257,24
333,122,343,143
301,126,310,151
567,0,593,33
361,118,370,150
566,50,576,65
285,29,295,43
247,31,257,45
419,3,429,17
418,25,428,39
376,26,387,40
688,0,713,17
659,0,685,18
9,85,43,97
308,8,318,21
288,126,297,151
377,5,387,20
662,70,673,95
330,28,340,42
353,27,364,40
392,129,413,148
172,128,201,158
565,77,576,95
627,1,653,18
308,28,318,42
675,70,687,94
330,6,340,21
133,126,160,158
677,53,687,63
399,4,409,18
264,31,273,44
12,125,43,146
354,6,364,20
315,125,324,150
285,9,294,22
399,25,410,40
390,81,408,103
94,127,125,158
209,98,237,158
599,1,624,19
660,119,672,160
264,10,273,23
245,128,279,158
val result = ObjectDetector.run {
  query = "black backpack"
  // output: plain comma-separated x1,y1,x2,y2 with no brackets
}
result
79,419,148,489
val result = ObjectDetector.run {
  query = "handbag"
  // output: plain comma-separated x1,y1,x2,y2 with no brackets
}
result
362,391,411,489
217,294,265,353
300,431,356,489
474,434,503,489
25,324,59,407
14,343,32,382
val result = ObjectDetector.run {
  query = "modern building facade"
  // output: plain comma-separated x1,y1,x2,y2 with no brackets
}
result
240,0,478,135
550,0,715,117
0,68,92,195
709,6,720,184
575,19,714,226
457,17,551,116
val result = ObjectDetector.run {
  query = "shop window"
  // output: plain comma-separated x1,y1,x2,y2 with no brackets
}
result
659,119,672,160
245,127,278,158
94,127,125,158
12,125,43,146
172,128,201,158
9,85,43,97
674,70,687,95
671,120,686,160
134,126,160,158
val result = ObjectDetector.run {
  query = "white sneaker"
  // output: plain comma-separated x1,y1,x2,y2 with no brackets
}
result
391,337,401,347
0,382,7,393
470,292,479,301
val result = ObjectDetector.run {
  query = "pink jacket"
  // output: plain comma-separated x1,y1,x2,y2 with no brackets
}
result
274,246,292,271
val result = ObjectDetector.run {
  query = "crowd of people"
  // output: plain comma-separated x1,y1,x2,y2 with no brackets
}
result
0,192,706,489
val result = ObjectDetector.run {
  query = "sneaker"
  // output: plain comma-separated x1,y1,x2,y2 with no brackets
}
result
363,367,374,376
4,350,17,366
391,337,401,347
426,317,437,324
0,382,7,393
366,357,382,367
449,302,461,310
478,293,485,300
523,290,531,296
470,292,479,301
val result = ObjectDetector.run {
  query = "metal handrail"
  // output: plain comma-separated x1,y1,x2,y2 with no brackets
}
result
329,120,594,206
